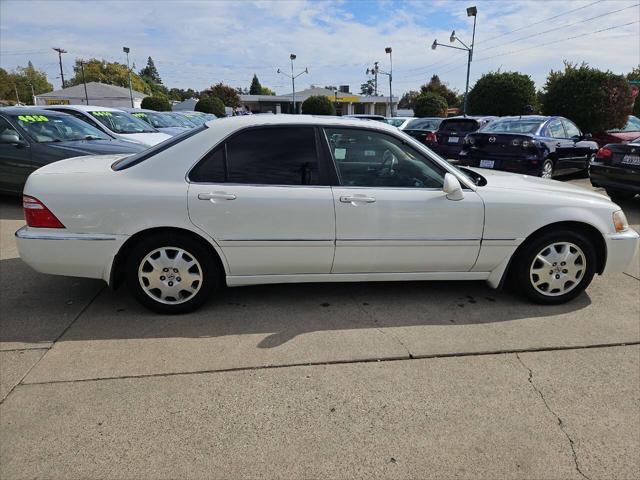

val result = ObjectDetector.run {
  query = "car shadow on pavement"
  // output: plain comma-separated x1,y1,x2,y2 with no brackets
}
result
0,256,594,349
0,195,23,221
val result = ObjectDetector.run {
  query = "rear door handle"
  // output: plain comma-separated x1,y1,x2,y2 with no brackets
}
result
340,195,376,204
198,192,236,201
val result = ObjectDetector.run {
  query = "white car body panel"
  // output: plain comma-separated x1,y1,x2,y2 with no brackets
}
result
15,115,639,292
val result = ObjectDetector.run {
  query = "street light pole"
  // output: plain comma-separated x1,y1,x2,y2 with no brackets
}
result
430,5,477,116
277,54,308,114
123,46,134,108
80,61,89,105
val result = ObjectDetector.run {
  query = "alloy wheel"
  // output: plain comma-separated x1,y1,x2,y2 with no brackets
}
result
541,161,553,179
138,246,203,305
529,242,586,297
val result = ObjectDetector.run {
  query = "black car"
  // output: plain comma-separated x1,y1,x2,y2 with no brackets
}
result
589,137,640,201
429,116,496,160
400,117,443,146
0,108,145,195
457,115,598,178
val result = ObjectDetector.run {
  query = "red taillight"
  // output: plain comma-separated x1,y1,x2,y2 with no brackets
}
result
425,132,437,143
596,147,613,159
23,195,65,228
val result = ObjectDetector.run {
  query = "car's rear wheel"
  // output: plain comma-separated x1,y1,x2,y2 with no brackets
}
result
511,229,596,304
540,159,554,179
126,233,220,314
605,188,636,201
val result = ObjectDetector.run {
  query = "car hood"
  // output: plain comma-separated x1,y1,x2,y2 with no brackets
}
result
118,132,171,146
45,139,145,156
469,167,609,202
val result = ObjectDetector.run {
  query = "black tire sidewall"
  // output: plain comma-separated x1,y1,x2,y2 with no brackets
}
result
125,233,219,314
512,229,596,304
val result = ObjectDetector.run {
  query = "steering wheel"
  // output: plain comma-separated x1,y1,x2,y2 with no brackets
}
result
379,150,398,176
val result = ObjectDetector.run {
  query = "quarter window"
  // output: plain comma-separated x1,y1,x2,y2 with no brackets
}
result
324,128,445,188
189,145,225,182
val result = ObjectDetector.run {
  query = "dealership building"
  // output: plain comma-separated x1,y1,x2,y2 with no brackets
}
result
35,82,147,108
240,86,398,116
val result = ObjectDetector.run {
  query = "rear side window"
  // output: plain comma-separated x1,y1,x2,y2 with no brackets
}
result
439,119,478,133
192,126,319,185
562,120,581,138
547,119,566,139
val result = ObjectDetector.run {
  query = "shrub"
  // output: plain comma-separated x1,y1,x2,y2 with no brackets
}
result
541,62,632,133
301,95,335,115
466,71,536,116
140,96,171,111
413,92,448,117
195,96,225,117
201,82,240,108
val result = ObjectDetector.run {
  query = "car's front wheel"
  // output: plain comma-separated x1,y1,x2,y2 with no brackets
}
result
511,230,596,304
126,233,220,314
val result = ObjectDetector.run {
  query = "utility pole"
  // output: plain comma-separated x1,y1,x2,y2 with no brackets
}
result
52,47,67,88
80,61,89,105
28,83,36,105
123,46,134,108
277,54,308,114
14,84,20,105
385,47,393,116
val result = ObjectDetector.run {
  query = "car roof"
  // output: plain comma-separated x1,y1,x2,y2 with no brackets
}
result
441,115,496,121
41,105,125,112
491,115,552,122
202,113,402,134
0,107,71,117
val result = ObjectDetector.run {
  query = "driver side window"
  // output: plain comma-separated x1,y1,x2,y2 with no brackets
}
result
323,128,445,188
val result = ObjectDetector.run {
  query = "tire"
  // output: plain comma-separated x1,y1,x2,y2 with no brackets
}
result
125,232,221,314
510,229,596,305
605,188,636,201
540,158,554,179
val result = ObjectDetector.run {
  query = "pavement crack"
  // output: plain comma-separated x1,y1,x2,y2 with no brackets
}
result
515,353,591,480
622,271,640,281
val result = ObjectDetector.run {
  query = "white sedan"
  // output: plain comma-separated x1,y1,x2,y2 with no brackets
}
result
16,115,639,313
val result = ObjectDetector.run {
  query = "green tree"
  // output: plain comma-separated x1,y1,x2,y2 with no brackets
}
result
139,57,162,84
360,79,375,96
260,86,275,96
140,96,171,111
6,62,53,105
541,62,632,133
0,68,13,102
627,66,640,117
467,71,536,116
301,95,335,115
413,92,448,117
420,75,460,107
398,90,419,109
202,82,240,107
249,74,262,95
68,59,150,93
195,96,225,117
168,87,198,101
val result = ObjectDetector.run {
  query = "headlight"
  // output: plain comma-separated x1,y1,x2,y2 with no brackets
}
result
522,140,533,148
613,210,629,233
511,139,521,146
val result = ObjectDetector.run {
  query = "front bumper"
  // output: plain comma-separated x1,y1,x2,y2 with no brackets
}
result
15,226,126,282
602,228,640,275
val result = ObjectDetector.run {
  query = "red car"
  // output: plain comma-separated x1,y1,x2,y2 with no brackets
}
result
593,115,640,147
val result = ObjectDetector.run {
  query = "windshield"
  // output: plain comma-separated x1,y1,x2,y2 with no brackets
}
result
479,119,543,134
405,118,442,131
176,113,208,125
167,113,198,127
609,115,640,133
13,113,111,143
387,118,408,127
89,110,157,134
131,111,184,128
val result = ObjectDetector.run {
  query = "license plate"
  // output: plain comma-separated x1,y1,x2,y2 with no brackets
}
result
622,154,640,166
479,159,495,168
448,136,459,144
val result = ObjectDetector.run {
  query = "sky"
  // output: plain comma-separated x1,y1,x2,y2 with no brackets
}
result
1,0,638,97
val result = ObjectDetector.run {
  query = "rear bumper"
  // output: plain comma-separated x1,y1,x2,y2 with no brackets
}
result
431,144,464,160
457,153,541,176
602,228,640,274
15,226,126,282
589,163,640,193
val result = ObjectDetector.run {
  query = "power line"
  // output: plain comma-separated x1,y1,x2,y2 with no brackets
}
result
481,3,639,52
479,0,604,45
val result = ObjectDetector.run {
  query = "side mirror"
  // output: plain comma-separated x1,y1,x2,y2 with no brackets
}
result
443,173,464,201
0,133,24,145
584,133,592,140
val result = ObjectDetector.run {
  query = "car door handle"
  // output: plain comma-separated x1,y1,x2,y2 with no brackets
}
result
340,195,376,204
198,192,236,201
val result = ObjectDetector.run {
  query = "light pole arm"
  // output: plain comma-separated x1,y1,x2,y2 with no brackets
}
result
454,37,470,50
434,42,469,52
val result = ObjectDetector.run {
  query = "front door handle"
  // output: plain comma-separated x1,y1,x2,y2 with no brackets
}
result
340,195,376,204
198,192,236,201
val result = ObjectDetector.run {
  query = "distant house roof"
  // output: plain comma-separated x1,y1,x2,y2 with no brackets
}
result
172,98,198,111
37,82,146,99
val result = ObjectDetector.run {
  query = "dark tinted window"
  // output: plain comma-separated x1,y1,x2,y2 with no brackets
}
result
189,145,225,182
405,118,442,131
225,127,318,185
439,119,479,133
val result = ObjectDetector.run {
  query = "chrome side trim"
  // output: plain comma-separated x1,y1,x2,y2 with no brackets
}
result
15,226,117,241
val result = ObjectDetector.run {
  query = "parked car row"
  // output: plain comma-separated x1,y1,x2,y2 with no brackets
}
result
0,105,220,194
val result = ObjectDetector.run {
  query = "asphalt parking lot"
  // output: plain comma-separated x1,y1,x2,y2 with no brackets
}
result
1,177,638,479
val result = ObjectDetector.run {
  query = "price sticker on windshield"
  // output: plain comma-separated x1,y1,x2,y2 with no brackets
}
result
18,115,48,123
132,113,147,118
92,111,113,117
